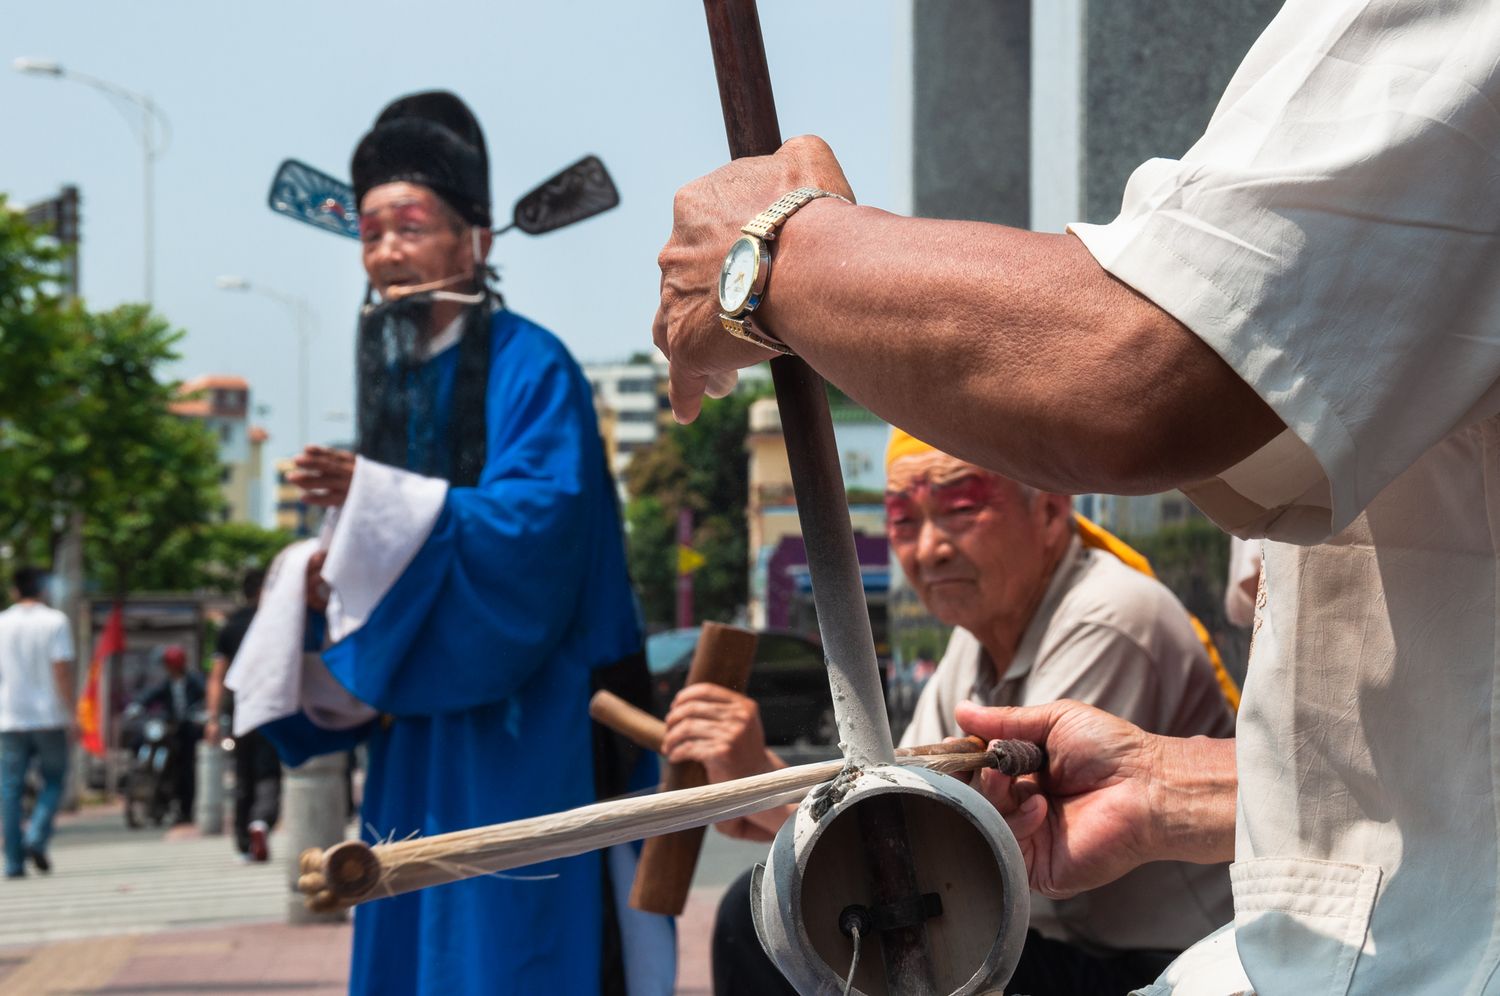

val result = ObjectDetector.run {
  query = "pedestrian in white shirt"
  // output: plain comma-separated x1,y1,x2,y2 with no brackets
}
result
0,566,74,879
653,2,1500,991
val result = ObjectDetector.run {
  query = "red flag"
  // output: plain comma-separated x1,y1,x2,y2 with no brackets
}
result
77,602,123,758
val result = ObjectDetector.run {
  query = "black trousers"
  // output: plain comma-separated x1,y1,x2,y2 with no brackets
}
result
232,730,283,853
711,867,1177,996
172,725,202,822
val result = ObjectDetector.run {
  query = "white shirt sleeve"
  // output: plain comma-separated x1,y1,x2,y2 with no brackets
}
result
322,456,449,643
1071,0,1500,540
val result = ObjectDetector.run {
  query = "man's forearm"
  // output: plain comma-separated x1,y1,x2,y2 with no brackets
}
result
1149,734,1237,865
206,657,229,717
761,202,1283,494
52,660,74,716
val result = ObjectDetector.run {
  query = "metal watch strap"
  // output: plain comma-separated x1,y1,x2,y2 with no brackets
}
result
719,187,849,356
740,186,850,240
721,314,794,355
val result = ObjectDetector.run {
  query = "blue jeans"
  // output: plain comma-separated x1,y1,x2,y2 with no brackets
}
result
0,728,69,876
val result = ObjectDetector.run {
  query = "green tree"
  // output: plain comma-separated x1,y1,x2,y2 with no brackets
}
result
136,521,294,594
1121,517,1249,674
75,306,224,597
1121,518,1230,627
623,494,676,626
0,204,227,598
623,391,758,628
0,196,68,418
0,197,75,561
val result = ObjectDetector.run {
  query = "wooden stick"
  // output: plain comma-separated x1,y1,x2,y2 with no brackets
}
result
589,689,666,754
585,687,1040,786
588,689,999,766
299,743,1019,912
630,622,758,915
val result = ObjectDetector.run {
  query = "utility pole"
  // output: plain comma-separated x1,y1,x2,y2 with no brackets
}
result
14,59,169,304
215,277,314,451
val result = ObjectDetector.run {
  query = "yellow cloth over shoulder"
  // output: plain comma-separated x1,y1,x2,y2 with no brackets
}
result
1074,514,1240,713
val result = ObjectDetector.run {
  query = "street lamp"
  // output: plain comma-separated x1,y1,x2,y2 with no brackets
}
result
14,57,170,303
215,276,313,451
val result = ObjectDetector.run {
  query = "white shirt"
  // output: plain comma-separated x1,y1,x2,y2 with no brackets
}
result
0,602,74,732
1071,2,1500,993
902,539,1235,955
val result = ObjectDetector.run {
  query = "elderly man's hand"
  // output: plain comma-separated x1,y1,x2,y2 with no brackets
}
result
661,683,776,784
662,683,790,841
654,135,854,423
289,446,356,507
956,699,1169,901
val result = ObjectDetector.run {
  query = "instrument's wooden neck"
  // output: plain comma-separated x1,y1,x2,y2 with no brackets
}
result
295,742,1006,913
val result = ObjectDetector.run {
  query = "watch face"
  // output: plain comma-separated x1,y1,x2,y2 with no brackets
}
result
718,236,760,314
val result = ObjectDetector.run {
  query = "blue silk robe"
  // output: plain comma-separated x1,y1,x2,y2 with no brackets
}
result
263,309,648,995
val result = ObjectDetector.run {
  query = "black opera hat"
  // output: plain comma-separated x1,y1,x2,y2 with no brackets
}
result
351,90,491,228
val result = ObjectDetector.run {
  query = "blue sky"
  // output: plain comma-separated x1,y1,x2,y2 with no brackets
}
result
3,1,912,471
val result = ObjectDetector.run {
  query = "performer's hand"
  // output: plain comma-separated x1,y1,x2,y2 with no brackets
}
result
305,550,330,613
661,683,778,784
654,135,855,423
203,718,221,744
289,446,356,507
955,699,1172,900
662,683,791,841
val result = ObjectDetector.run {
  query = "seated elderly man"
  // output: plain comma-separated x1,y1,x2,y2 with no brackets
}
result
663,429,1237,996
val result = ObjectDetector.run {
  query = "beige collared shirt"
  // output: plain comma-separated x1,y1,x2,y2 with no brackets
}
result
1070,3,1500,992
901,537,1236,954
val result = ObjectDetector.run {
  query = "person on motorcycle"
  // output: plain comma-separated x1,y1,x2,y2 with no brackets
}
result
132,645,205,824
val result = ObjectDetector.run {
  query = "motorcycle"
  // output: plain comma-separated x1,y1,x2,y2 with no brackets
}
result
119,703,204,829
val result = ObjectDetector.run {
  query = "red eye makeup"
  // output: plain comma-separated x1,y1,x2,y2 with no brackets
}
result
885,473,1009,541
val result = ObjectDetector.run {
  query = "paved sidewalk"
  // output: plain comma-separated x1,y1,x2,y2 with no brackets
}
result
0,906,738,996
677,886,724,996
0,922,351,996
0,803,769,993
0,811,289,949
0,912,727,996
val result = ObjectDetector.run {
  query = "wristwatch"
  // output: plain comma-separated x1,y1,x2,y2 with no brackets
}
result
718,186,850,354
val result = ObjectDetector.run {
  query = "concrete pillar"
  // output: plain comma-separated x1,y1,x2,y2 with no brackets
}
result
1078,0,1284,222
913,0,1281,227
194,739,226,834
912,0,1031,227
282,752,349,924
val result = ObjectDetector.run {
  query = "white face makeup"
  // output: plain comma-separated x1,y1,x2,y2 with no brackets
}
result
360,183,473,303
718,236,761,313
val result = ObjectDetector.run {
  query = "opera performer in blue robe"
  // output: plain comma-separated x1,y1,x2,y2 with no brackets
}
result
225,92,672,995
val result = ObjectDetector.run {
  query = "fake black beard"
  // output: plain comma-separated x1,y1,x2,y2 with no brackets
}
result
354,291,493,487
